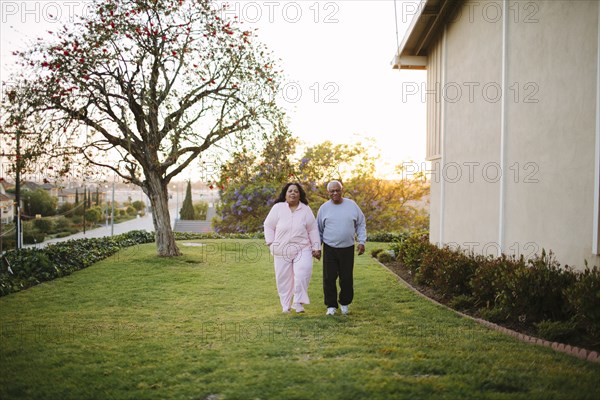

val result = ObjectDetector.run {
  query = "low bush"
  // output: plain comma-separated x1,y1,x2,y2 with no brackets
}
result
431,248,479,299
499,251,576,325
55,232,72,238
414,244,441,286
416,245,478,298
447,294,476,311
193,202,208,220
389,231,600,350
22,230,45,245
478,307,508,323
370,248,384,258
0,230,274,297
565,264,600,341
173,231,265,240
54,216,71,231
367,232,410,243
377,251,394,264
470,255,525,310
0,230,155,297
394,232,433,275
33,218,54,234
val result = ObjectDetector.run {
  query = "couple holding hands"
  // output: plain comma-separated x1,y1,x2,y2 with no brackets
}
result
264,181,367,316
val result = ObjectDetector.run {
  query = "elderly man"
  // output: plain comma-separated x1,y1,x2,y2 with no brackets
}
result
317,180,367,316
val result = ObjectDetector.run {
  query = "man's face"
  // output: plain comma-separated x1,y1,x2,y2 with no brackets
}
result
328,184,343,204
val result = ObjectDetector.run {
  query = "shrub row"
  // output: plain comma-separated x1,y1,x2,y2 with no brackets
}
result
173,231,265,240
198,230,411,243
367,231,411,243
0,230,155,297
385,233,600,348
0,230,279,297
171,230,408,242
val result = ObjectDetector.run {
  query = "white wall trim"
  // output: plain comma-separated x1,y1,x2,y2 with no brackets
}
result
498,0,508,256
439,25,447,246
593,0,600,255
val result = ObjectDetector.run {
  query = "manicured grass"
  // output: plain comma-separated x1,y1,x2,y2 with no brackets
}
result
1,239,599,399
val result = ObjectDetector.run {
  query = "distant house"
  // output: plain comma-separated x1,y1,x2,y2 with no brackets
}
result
0,193,13,224
394,0,600,269
56,186,107,206
0,180,13,194
21,181,42,192
39,182,59,198
0,181,14,224
56,188,77,206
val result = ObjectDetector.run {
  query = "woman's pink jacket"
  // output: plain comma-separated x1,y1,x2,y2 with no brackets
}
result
264,202,321,258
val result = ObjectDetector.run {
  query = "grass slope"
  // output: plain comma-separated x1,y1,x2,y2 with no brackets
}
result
1,239,599,400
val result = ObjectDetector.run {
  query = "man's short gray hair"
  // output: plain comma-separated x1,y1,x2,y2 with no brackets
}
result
327,180,343,191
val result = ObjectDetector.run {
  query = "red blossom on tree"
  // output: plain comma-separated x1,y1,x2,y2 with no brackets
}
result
3,0,286,257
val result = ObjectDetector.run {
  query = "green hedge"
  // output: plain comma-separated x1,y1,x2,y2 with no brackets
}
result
390,232,600,349
0,231,277,297
173,231,265,240
367,231,411,243
0,230,155,297
172,230,409,242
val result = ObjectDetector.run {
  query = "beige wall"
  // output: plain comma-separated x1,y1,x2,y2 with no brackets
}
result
429,0,503,253
504,0,599,266
428,0,600,268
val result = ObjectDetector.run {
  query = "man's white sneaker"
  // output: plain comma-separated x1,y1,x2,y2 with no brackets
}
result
326,307,336,316
341,305,349,315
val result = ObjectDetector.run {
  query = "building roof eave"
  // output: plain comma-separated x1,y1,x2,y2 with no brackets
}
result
392,0,463,70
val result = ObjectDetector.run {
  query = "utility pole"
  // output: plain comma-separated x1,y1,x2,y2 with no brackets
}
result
111,174,115,236
83,185,87,234
15,130,21,248
0,129,37,250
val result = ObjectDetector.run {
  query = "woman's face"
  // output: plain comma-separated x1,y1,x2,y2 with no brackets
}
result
286,185,300,204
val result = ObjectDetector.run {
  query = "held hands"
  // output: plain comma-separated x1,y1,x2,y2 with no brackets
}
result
312,250,321,260
357,244,365,256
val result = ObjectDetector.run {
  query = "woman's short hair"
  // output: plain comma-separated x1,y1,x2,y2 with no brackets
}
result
275,182,309,205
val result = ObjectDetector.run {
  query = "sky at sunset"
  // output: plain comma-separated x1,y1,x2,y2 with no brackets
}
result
0,0,427,179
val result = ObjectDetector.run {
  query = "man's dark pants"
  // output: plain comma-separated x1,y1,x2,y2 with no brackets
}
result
322,243,355,308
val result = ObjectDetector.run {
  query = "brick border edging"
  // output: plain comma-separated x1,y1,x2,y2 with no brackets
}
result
374,259,600,364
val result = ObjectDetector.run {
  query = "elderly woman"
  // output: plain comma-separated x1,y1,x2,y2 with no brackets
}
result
264,183,321,313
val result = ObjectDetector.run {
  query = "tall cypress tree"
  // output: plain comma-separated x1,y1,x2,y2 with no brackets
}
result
180,181,195,220
86,188,91,208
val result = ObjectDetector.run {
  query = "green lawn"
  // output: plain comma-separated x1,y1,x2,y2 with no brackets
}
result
1,239,599,400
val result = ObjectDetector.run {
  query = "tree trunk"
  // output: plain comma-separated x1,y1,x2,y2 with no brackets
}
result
145,172,181,257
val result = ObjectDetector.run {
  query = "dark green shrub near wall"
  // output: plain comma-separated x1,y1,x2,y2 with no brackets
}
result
470,255,525,310
376,251,394,264
501,251,577,324
566,265,600,339
390,232,432,275
371,248,385,258
417,246,479,299
392,232,600,350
